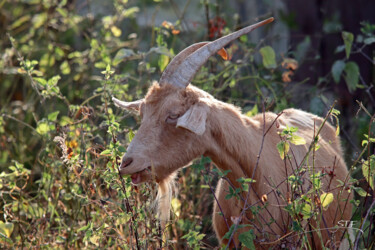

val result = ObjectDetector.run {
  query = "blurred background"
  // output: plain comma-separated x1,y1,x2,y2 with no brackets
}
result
0,0,374,248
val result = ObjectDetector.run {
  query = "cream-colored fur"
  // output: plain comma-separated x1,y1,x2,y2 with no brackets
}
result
115,83,352,249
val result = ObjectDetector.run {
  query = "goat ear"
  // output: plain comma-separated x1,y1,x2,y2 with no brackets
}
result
177,104,208,135
112,96,143,112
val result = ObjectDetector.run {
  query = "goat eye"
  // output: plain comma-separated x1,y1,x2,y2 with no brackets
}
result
166,114,179,124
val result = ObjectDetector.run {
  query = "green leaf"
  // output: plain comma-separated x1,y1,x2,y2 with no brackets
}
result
292,221,303,232
122,7,140,18
36,122,50,135
335,125,340,136
60,60,71,75
290,135,306,145
331,60,345,83
259,46,276,69
158,54,170,72
0,221,14,238
100,149,112,156
353,186,370,197
48,111,60,122
113,49,135,66
364,37,375,45
344,61,359,92
222,224,249,240
301,203,312,219
118,146,126,153
311,172,322,190
11,15,31,30
77,222,91,232
128,129,135,143
342,31,354,59
331,108,341,116
32,13,47,29
238,230,255,249
89,235,100,246
239,35,248,43
48,75,61,86
245,105,258,117
34,77,47,86
277,141,289,160
320,192,334,210
110,26,122,37
362,155,375,190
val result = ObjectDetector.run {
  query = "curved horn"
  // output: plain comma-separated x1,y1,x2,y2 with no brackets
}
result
112,96,143,111
159,42,208,87
161,17,274,88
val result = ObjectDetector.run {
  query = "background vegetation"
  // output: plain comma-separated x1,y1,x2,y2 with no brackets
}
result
0,0,374,249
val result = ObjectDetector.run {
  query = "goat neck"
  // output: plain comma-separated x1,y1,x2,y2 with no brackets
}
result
203,99,263,188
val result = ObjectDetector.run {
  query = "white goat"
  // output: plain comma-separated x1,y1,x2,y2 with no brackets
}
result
113,18,353,249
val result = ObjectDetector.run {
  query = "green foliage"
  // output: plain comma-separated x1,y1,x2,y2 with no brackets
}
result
362,155,375,190
181,229,206,249
238,229,255,249
342,31,354,59
259,46,277,69
0,0,374,249
277,126,306,159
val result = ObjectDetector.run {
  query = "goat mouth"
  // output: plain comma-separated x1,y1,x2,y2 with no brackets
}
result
131,172,142,184
129,167,152,184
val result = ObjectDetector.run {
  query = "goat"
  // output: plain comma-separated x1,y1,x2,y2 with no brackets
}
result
112,17,353,249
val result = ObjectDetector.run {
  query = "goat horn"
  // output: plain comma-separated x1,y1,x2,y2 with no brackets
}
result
159,42,208,86
161,17,274,89
112,96,143,111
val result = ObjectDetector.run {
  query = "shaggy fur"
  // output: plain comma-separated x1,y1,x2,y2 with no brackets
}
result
116,82,352,249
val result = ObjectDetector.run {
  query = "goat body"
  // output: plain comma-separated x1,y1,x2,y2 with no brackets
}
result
113,18,352,248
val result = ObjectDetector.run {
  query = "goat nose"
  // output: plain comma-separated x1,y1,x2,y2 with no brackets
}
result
121,157,133,169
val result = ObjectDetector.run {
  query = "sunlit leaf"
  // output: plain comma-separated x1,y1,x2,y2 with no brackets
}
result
60,60,71,75
122,7,140,18
111,26,122,37
128,129,135,142
259,46,276,69
245,105,258,117
36,122,50,135
335,125,340,136
32,13,47,29
34,77,47,86
100,149,112,156
290,135,306,145
277,141,290,160
0,221,14,238
301,203,312,219
48,111,60,122
171,198,181,217
362,155,375,190
90,235,100,246
320,192,334,210
158,54,169,72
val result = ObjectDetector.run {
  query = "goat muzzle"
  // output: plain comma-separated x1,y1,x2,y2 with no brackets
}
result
120,157,133,169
